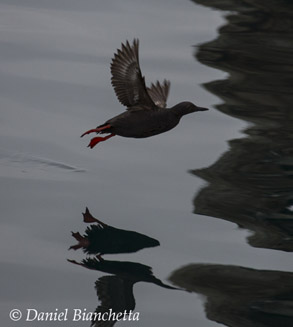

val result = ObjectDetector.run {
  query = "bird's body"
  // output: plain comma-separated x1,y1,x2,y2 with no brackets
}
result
99,108,179,138
81,39,208,148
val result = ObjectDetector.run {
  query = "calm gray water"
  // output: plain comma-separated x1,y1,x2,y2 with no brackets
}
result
1,0,293,326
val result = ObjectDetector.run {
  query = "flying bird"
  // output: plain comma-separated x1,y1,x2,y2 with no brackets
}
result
81,39,208,148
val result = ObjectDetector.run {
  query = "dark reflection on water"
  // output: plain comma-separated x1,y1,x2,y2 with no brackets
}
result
69,207,159,255
169,1,293,326
191,0,293,252
170,264,293,327
68,208,176,326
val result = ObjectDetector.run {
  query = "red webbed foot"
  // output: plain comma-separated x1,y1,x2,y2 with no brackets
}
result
81,124,111,137
88,134,115,148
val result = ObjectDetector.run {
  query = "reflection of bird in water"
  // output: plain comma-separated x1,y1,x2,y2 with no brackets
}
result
68,257,178,326
93,276,135,327
81,39,208,148
69,256,177,289
69,207,159,256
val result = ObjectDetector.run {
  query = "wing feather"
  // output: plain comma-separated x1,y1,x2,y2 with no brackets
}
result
147,80,170,108
111,39,155,109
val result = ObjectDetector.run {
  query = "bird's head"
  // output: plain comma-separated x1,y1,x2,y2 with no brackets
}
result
171,101,208,117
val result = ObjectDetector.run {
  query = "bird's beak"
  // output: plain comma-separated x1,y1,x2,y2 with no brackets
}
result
196,106,209,111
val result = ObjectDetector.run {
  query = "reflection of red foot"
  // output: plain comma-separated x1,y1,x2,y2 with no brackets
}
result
88,134,115,148
71,232,83,241
81,124,111,137
69,232,89,250
83,207,108,227
96,254,104,261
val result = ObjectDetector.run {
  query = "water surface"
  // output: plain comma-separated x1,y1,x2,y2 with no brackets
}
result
1,0,293,326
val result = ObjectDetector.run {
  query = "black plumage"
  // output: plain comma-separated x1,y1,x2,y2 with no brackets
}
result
81,39,208,148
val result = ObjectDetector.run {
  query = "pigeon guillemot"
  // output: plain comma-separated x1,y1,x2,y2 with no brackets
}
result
81,39,208,148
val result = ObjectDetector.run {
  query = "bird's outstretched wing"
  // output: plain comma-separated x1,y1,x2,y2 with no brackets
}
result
111,39,155,109
147,80,170,108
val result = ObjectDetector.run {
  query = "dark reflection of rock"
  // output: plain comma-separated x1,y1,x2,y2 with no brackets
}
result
170,264,293,327
69,207,159,255
191,0,293,251
68,208,175,326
